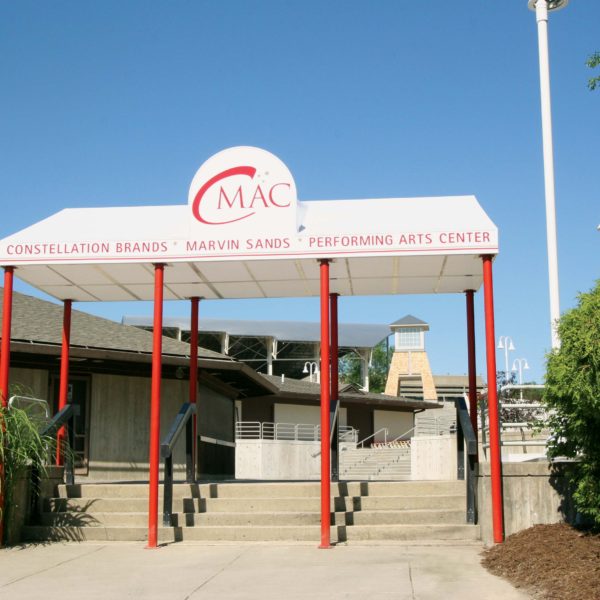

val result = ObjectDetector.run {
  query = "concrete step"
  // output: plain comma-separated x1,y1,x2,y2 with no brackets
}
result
345,475,413,482
46,492,464,513
38,507,467,529
45,497,197,513
57,483,201,499
23,525,177,543
342,509,465,526
174,508,466,527
339,524,480,542
24,522,479,543
57,480,463,499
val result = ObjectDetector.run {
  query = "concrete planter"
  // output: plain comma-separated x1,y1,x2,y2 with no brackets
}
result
477,460,577,545
3,465,63,546
4,467,32,546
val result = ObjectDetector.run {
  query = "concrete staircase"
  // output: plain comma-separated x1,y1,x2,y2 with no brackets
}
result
24,480,479,543
339,447,411,480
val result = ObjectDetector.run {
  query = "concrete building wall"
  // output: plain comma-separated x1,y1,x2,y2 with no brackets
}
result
477,461,577,545
411,435,457,480
236,439,320,480
274,403,347,428
198,385,234,442
9,367,49,402
384,351,437,400
87,373,189,480
373,410,413,442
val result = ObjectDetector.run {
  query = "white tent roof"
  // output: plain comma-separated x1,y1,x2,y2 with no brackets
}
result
0,147,498,302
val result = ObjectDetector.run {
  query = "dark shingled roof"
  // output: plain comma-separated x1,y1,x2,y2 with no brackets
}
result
0,289,229,361
259,374,442,411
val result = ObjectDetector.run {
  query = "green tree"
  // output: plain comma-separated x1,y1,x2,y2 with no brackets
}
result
339,341,389,393
544,280,600,526
586,52,600,91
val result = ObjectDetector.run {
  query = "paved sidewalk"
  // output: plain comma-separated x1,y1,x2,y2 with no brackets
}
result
0,541,530,600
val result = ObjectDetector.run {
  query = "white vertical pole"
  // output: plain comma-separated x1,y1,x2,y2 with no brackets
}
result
534,0,561,349
266,337,274,376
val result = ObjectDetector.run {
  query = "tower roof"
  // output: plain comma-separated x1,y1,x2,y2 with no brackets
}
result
390,315,429,330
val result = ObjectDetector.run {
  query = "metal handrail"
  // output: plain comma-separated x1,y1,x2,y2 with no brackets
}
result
8,395,50,421
40,403,80,486
29,402,81,519
339,426,358,443
452,396,478,525
500,384,545,392
161,402,196,527
389,426,416,444
358,427,388,448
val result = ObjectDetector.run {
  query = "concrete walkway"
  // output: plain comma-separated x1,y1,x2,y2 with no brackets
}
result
0,541,530,600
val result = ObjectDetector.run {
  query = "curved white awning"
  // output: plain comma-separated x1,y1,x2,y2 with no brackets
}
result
0,147,497,302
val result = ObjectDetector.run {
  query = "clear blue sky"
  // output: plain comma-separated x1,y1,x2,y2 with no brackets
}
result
1,1,598,383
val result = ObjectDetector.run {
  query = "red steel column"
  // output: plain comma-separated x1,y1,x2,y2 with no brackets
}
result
0,267,14,546
189,297,199,476
465,290,478,454
56,299,72,466
147,264,164,549
0,267,15,407
482,256,504,543
330,293,339,406
319,260,331,549
330,292,339,481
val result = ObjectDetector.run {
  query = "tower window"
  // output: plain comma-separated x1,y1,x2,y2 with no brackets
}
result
395,327,424,350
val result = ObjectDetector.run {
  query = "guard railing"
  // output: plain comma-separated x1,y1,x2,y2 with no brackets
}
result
161,402,195,526
29,403,80,518
480,385,549,453
452,396,478,524
357,427,389,448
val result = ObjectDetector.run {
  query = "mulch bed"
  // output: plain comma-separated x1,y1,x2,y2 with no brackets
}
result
482,523,600,599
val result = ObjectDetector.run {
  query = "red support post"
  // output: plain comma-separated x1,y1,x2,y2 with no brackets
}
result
0,266,14,546
330,292,339,481
56,299,72,466
482,256,504,543
189,297,199,476
147,264,164,549
330,293,339,406
0,267,15,408
319,260,331,549
465,290,478,455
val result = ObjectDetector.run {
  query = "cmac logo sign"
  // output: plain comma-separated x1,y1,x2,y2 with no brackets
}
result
189,147,297,227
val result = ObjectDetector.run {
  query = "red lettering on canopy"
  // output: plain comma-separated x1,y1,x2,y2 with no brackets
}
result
192,166,256,225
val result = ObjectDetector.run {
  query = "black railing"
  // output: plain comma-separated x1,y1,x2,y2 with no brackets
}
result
40,403,80,485
452,397,478,525
161,402,195,526
30,403,80,518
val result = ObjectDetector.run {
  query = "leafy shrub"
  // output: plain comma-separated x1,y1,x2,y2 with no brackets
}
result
544,280,600,526
0,394,55,544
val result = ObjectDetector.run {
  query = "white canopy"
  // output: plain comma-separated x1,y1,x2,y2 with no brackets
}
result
0,147,497,302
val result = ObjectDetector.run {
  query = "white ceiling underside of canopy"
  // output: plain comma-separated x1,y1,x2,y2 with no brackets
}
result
11,255,487,301
0,196,498,302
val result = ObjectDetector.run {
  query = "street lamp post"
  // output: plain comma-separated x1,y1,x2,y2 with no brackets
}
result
303,361,320,383
497,336,515,385
511,358,530,399
528,0,569,350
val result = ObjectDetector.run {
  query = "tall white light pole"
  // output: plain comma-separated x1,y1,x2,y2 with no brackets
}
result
497,336,515,384
528,0,568,350
512,358,530,399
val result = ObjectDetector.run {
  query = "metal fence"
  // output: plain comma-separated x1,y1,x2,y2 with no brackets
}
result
480,384,551,454
235,421,358,443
